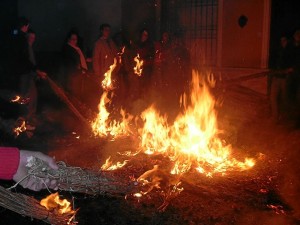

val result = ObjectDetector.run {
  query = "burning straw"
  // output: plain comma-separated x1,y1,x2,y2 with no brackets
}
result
25,157,135,196
0,185,75,225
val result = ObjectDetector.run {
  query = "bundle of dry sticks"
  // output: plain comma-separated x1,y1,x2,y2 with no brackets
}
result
0,186,76,225
25,157,136,196
0,157,136,224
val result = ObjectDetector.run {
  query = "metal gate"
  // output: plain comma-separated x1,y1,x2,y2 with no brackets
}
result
161,0,218,67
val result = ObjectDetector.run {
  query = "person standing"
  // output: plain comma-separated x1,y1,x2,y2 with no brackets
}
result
287,30,300,103
61,29,88,100
11,18,46,125
270,35,290,123
153,31,172,90
92,24,118,78
134,28,155,97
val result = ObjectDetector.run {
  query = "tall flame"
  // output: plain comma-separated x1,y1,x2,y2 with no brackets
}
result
91,91,133,137
139,70,255,176
102,58,117,90
133,54,144,76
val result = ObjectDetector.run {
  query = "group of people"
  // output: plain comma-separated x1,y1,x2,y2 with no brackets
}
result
60,24,190,108
3,16,300,194
0,17,191,126
269,29,300,124
0,17,191,192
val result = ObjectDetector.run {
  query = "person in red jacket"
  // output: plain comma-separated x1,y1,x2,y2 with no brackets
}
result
0,147,58,191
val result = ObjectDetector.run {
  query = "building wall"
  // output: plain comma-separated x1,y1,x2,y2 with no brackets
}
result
18,0,122,53
220,0,270,68
121,0,158,43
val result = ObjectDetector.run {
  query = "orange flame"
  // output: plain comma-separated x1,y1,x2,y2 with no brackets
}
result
133,54,144,76
92,70,255,176
13,120,26,137
101,156,129,170
267,204,286,215
40,192,75,215
10,95,30,104
10,95,21,103
118,46,125,64
133,165,183,204
91,91,133,137
139,70,255,176
102,58,117,90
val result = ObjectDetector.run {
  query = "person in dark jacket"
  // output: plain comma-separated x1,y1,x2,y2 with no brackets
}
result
61,29,88,99
134,28,155,97
270,35,290,123
11,17,46,125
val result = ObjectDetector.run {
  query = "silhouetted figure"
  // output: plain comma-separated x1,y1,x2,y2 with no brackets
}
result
92,24,118,78
134,28,155,97
270,35,290,123
11,18,47,125
153,31,173,89
61,30,87,100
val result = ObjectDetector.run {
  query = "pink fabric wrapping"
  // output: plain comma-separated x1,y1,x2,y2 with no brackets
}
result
0,147,20,180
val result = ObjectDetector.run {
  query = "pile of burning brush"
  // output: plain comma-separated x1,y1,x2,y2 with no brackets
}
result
0,66,262,224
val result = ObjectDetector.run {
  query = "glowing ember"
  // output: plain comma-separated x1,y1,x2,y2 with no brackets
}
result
133,165,183,207
40,192,75,215
102,58,117,90
10,95,30,104
133,193,142,198
91,91,133,137
101,156,128,170
133,54,144,76
118,46,125,64
10,95,21,102
13,119,27,137
267,204,286,215
139,70,255,176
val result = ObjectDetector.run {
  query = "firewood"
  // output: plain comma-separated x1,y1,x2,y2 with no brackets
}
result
0,185,75,225
24,157,135,196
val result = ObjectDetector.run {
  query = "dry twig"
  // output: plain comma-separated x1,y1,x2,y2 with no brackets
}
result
26,157,135,196
0,185,75,225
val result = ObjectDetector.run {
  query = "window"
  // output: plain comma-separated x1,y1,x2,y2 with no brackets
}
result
161,0,218,67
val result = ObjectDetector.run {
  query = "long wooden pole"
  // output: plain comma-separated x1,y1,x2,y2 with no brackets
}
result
46,77,89,126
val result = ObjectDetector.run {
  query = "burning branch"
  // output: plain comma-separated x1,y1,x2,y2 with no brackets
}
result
25,157,135,196
0,186,76,225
